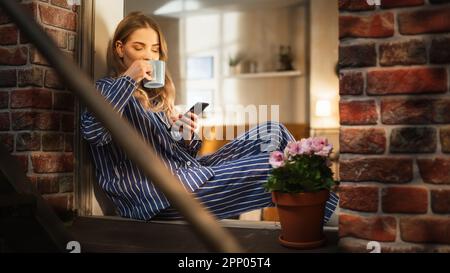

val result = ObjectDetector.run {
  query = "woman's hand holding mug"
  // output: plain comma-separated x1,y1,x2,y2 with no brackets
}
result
122,60,153,83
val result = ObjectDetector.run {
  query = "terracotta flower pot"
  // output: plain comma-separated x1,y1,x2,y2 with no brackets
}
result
272,189,330,249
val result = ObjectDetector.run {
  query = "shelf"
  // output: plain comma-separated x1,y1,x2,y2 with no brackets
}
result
226,70,302,79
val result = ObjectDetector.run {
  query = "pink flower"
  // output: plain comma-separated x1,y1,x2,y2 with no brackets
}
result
311,137,327,153
315,143,333,157
269,151,285,168
299,138,313,155
284,141,302,157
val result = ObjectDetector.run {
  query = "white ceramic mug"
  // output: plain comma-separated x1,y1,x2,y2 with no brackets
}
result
143,60,165,88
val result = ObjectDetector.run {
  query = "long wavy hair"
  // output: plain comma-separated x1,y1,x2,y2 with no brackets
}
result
107,12,176,118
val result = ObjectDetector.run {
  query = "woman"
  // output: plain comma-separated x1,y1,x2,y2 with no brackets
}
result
81,12,338,221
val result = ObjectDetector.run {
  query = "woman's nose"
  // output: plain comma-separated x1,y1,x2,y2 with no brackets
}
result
142,49,153,61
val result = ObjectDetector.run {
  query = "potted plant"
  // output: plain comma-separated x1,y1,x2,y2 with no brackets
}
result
228,53,244,75
263,136,338,249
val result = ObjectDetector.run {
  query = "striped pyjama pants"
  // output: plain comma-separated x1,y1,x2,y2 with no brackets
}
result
156,121,339,222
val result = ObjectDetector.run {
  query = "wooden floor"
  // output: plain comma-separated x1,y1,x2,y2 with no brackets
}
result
68,216,339,253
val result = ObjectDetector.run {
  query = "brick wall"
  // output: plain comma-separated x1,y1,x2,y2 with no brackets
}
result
0,0,78,220
338,0,450,252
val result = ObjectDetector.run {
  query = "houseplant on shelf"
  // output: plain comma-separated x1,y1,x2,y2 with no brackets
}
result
228,53,244,75
263,137,338,249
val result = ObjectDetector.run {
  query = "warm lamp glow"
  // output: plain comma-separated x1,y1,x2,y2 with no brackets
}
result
315,100,331,117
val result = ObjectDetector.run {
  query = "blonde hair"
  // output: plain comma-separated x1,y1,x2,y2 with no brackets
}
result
107,12,176,117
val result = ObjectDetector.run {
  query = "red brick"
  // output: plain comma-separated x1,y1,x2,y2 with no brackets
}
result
398,7,450,35
0,69,17,87
29,46,74,66
0,46,28,66
39,4,77,31
340,13,394,39
42,132,64,151
400,216,450,244
339,100,378,125
379,39,426,66
31,153,73,173
381,0,424,8
431,189,450,213
433,99,450,123
53,92,74,111
0,112,10,131
29,46,49,66
44,27,67,49
339,214,396,242
51,0,72,10
339,185,378,212
339,0,375,11
35,112,60,130
418,158,450,184
390,127,437,153
61,114,73,132
64,134,73,152
339,72,364,96
13,154,28,173
430,37,450,64
339,43,376,68
45,69,65,89
340,128,386,154
0,133,14,152
16,132,41,151
367,68,448,95
18,67,44,87
382,186,428,213
381,99,433,124
11,111,34,130
28,175,59,194
441,127,450,153
11,111,60,130
11,89,52,109
0,25,18,45
0,92,8,109
340,157,413,183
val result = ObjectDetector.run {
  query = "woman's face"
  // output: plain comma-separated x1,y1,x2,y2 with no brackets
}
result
115,27,160,68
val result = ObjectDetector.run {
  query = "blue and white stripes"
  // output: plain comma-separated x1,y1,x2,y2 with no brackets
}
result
81,76,213,220
81,76,339,222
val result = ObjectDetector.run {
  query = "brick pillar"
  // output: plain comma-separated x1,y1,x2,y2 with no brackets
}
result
338,0,450,252
0,0,78,220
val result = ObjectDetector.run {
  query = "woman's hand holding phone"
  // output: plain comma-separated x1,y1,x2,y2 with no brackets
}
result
170,112,198,141
170,102,208,141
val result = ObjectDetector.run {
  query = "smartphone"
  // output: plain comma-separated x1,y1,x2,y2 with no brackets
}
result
186,102,209,116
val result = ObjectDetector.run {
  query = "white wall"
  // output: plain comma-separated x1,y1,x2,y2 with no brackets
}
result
309,0,339,130
179,5,307,126
94,0,124,80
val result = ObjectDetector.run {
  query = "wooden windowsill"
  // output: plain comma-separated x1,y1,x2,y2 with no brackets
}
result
68,216,339,253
